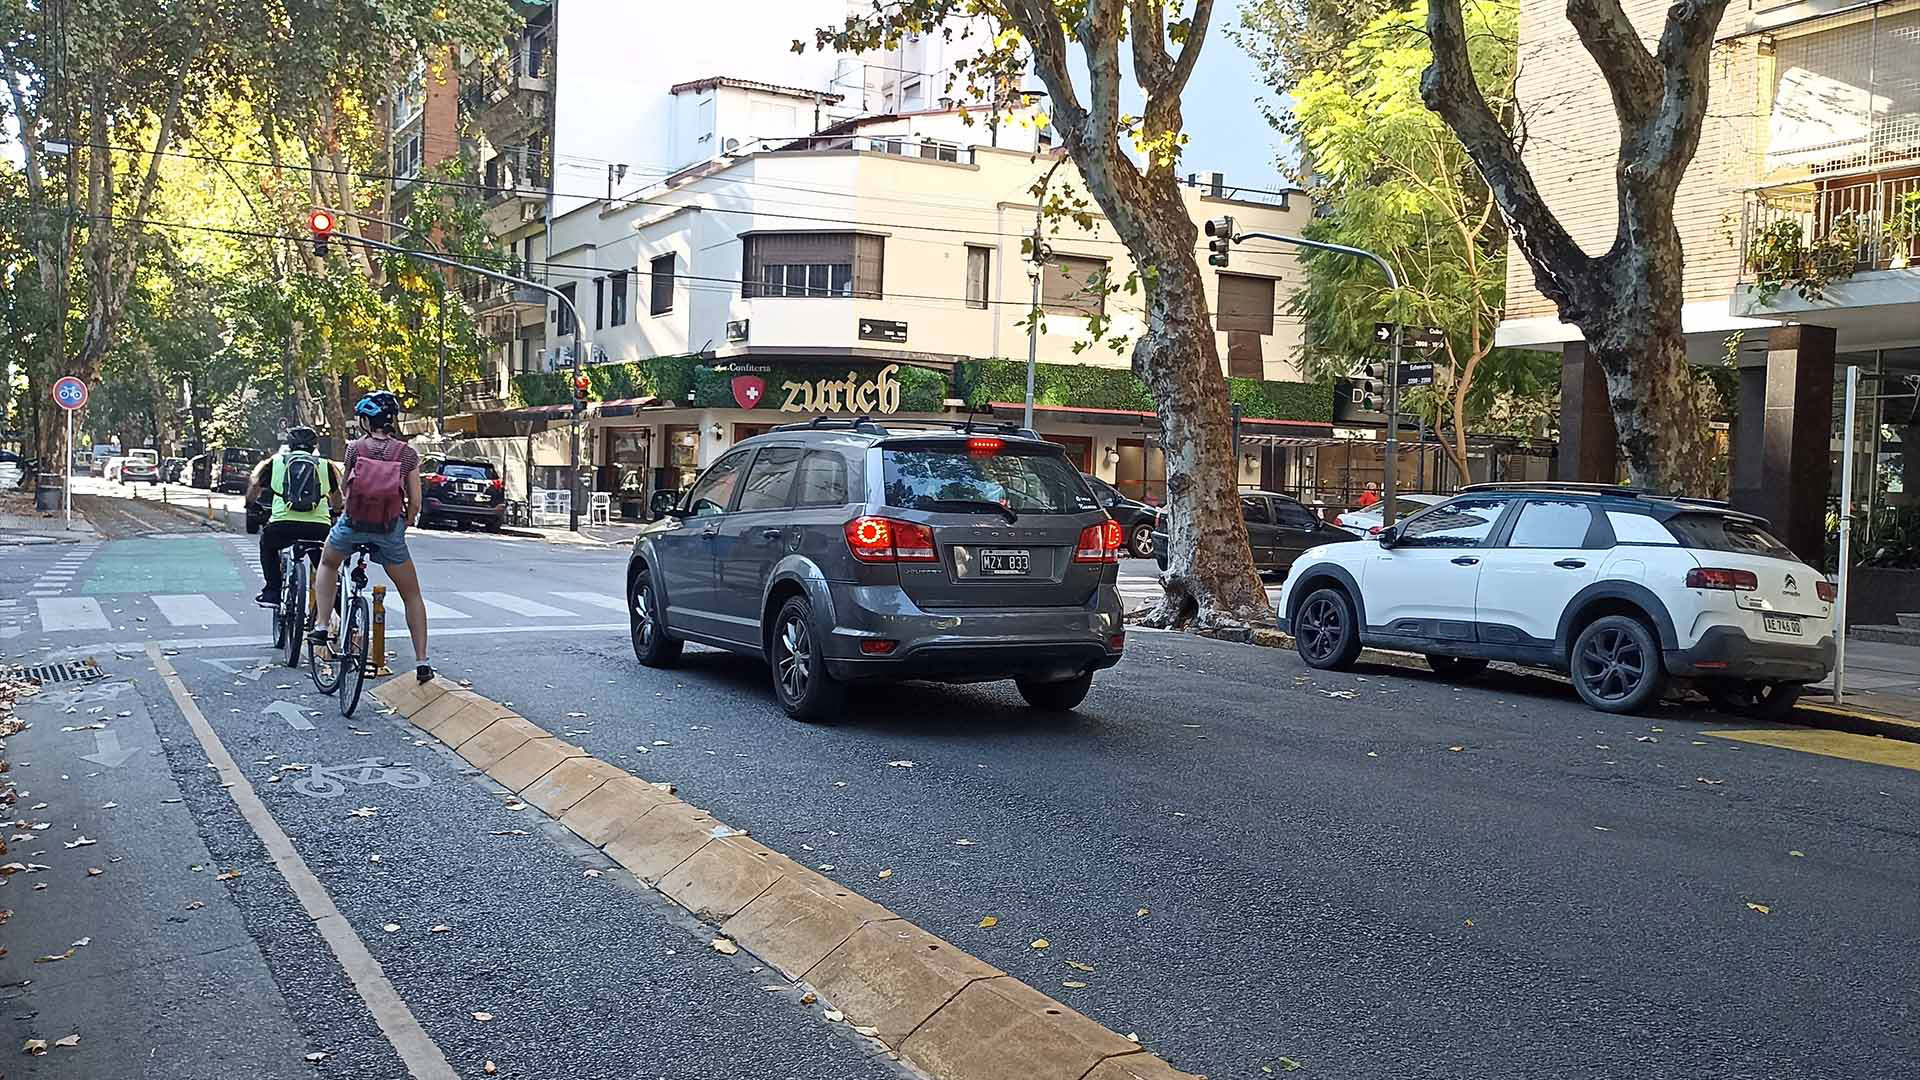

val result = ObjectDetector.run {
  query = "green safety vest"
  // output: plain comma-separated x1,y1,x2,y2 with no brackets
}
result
269,451,332,524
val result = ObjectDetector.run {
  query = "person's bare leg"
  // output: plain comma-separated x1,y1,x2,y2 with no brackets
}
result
383,558,431,679
311,546,345,640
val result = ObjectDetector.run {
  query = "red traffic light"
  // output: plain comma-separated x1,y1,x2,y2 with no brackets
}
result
308,210,335,234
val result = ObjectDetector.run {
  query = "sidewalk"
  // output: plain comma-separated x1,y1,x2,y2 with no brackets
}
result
1803,637,1920,735
0,495,95,545
499,520,650,548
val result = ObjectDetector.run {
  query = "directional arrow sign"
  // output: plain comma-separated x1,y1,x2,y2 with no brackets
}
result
204,656,270,683
1372,322,1395,346
80,728,138,768
263,701,315,731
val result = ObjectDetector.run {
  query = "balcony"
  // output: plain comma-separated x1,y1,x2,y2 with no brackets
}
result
462,270,546,316
459,42,549,141
480,148,548,234
1735,169,1920,329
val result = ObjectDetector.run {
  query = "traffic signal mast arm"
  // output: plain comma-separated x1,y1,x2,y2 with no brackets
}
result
1221,229,1408,527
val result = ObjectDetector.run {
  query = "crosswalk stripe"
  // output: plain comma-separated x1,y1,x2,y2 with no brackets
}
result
152,594,238,626
37,597,110,632
415,597,471,620
455,591,575,618
551,591,626,612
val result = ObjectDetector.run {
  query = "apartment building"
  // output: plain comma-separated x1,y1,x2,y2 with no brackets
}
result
1501,0,1918,561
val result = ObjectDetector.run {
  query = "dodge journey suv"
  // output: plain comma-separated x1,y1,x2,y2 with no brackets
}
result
626,419,1127,720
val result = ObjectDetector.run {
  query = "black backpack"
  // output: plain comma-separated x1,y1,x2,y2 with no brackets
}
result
280,451,324,512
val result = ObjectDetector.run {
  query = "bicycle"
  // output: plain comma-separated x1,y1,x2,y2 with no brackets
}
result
308,542,376,717
271,540,324,668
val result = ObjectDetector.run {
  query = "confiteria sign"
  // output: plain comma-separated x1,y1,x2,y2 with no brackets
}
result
778,363,902,414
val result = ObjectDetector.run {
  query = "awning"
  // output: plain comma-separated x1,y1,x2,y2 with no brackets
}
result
986,402,1335,438
593,395,664,418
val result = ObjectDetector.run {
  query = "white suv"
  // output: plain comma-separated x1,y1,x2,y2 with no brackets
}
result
1276,484,1836,716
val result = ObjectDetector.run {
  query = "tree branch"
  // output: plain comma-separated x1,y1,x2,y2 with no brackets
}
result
1127,1,1173,91
1165,0,1215,99
1564,0,1660,126
1647,0,1734,171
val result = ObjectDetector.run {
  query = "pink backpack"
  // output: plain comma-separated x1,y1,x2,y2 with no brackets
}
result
345,438,408,528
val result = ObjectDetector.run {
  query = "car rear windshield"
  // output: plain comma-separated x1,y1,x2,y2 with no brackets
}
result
438,462,497,480
881,444,1094,516
223,448,260,465
1666,513,1797,559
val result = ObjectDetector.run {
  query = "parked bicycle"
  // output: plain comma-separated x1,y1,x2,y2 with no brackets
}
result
308,541,377,717
270,539,325,668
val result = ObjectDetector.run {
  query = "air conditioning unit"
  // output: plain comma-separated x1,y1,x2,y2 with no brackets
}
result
520,202,538,224
590,343,610,365
544,345,573,372
721,137,741,155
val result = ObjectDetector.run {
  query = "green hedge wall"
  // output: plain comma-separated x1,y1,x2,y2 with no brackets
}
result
955,359,1332,423
510,354,699,407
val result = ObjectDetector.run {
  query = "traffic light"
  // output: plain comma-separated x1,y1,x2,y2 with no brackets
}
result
308,210,335,257
571,373,590,415
1354,361,1384,412
1205,216,1234,268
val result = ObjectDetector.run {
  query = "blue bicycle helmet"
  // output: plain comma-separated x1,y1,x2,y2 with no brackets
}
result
353,390,402,430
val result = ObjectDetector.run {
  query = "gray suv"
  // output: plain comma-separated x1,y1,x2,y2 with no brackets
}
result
626,419,1127,720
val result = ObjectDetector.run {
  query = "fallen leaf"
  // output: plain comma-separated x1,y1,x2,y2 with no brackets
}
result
876,868,893,879
215,870,241,881
186,900,205,910
1465,918,1474,927
1446,746,1464,753
86,867,102,877
305,1051,328,1062
823,1009,845,1022
1278,1057,1304,1072
978,916,998,928
887,760,914,768
470,1012,494,1022
490,829,529,836
852,1025,880,1037
1136,908,1150,918
954,838,977,846
382,923,401,933
368,855,381,863
430,925,450,934
566,712,588,718
503,802,528,813
348,807,378,817
761,985,790,992
484,1062,497,1075
1065,959,1096,972
800,992,817,1005
33,948,74,963
584,869,603,878
1635,736,1657,743
1696,777,1725,786
1062,980,1088,989
23,1038,47,1055
1030,938,1051,950
1593,826,1612,832
711,938,738,956
70,937,88,947
52,1035,79,1048
1746,902,1772,915
1789,850,1805,857
816,863,835,871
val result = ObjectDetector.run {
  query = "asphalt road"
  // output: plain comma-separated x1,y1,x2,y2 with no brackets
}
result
4,502,1916,1079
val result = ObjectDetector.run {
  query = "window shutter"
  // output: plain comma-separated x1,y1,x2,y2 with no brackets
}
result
1216,274,1275,335
1041,255,1106,316
854,234,884,298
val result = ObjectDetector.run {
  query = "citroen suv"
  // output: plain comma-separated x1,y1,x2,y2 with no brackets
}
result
626,419,1128,721
1277,483,1836,716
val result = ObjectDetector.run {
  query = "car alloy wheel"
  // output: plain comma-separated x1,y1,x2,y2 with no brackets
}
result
1298,596,1345,663
1576,625,1645,704
1129,523,1154,558
776,615,811,703
629,569,682,667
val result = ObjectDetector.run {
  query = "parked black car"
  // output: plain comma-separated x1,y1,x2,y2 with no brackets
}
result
1153,490,1357,576
419,456,507,530
160,456,187,483
1082,475,1159,558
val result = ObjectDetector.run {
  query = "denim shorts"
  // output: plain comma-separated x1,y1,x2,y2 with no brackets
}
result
325,517,412,566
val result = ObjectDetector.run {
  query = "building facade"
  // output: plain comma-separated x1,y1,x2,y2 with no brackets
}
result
1500,0,1918,563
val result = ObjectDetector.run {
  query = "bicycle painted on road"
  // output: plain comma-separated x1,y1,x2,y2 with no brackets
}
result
290,757,432,799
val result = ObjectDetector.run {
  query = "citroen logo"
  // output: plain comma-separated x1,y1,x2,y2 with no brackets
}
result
1783,573,1798,594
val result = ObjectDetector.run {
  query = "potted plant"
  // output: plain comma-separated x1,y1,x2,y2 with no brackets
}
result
1884,190,1920,270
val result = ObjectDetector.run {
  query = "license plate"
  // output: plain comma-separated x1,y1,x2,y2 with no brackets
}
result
980,548,1030,576
1763,614,1802,636
460,481,480,493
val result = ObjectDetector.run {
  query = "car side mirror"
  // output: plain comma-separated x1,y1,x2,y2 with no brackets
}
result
1377,524,1400,548
649,489,682,520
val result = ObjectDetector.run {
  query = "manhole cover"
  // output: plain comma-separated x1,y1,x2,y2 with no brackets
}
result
2,657,105,685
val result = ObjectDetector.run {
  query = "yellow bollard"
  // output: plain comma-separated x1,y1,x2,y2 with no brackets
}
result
370,585,393,675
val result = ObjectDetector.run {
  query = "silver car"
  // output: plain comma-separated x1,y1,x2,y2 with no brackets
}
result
626,420,1128,721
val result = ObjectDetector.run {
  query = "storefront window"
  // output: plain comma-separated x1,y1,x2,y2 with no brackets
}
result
1114,438,1166,505
664,425,700,493
610,429,651,499
1044,434,1093,472
733,423,777,443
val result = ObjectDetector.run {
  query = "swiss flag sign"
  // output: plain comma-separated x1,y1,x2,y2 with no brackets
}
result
732,375,766,410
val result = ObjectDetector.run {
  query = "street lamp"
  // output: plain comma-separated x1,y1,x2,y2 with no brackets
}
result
1024,155,1068,432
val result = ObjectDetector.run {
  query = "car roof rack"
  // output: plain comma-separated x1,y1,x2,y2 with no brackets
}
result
1460,481,1647,496
769,416,1043,440
770,415,885,433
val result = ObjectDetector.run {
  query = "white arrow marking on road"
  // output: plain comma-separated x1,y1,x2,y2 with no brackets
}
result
80,728,138,768
263,701,315,731
204,656,270,682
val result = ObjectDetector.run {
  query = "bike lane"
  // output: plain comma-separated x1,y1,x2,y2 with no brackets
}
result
138,644,905,1080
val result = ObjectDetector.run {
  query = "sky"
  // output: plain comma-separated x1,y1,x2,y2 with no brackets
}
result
1178,1,1298,194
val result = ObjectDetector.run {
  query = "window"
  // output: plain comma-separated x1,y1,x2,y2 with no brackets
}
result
1606,511,1677,545
1666,513,1798,558
743,233,881,299
1398,496,1508,548
965,246,991,309
1216,274,1275,335
1273,498,1320,531
1507,500,1596,548
609,271,628,326
556,283,576,336
1239,495,1271,524
685,452,750,517
650,254,674,315
394,129,424,180
1041,254,1107,317
594,277,605,331
518,338,532,374
882,447,1086,515
919,140,959,162
735,447,802,512
795,451,851,507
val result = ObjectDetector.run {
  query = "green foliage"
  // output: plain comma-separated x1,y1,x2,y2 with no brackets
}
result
1231,0,1405,136
956,359,1332,422
512,356,702,408
1747,216,1866,305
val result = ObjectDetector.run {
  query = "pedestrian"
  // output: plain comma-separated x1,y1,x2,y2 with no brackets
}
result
311,391,434,684
1357,481,1381,509
248,425,341,608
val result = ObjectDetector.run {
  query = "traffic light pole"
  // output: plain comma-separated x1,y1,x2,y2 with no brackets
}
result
1229,231,1405,526
330,230,587,529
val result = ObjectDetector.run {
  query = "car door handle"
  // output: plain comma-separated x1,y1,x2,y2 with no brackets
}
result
1554,558,1587,569
761,528,784,540
1451,556,1480,566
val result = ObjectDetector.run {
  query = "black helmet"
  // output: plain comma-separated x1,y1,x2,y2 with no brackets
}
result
353,390,402,430
285,425,318,451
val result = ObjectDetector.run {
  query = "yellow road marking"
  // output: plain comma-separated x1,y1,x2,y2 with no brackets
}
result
1707,728,1920,773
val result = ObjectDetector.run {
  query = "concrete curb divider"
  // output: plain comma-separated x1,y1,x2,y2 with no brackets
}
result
373,675,1200,1080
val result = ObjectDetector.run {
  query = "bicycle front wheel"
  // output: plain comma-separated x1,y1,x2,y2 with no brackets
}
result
339,595,371,718
282,557,306,669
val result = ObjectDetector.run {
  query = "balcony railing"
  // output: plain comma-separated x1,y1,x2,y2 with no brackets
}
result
481,148,549,201
1741,171,1920,282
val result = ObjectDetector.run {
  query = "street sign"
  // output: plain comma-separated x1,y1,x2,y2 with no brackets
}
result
1371,322,1395,346
858,318,908,343
53,376,88,410
1398,361,1436,387
1404,325,1447,350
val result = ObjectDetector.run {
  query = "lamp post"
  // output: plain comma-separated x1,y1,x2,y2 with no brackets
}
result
1024,156,1067,432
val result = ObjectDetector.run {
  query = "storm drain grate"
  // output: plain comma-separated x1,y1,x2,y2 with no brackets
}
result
2,658,105,685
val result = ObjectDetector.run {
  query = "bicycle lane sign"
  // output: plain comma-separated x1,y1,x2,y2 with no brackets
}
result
54,376,88,410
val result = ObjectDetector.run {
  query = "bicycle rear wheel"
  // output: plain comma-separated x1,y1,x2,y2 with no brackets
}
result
281,556,306,668
339,595,371,718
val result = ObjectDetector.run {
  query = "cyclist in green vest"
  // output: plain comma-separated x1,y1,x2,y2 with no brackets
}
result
247,425,343,607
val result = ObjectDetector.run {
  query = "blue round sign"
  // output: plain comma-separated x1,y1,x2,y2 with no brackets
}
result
53,376,87,410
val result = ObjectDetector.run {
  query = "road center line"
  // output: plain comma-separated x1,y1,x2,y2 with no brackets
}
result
147,643,458,1080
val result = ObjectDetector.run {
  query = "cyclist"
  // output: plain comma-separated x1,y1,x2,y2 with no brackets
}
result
311,391,434,683
248,425,341,608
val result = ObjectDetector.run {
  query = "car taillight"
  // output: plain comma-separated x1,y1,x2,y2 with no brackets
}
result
489,478,505,491
1686,567,1758,591
1075,520,1124,563
844,517,938,563
424,473,444,485
1333,513,1345,527
1367,525,1383,536
965,436,1003,455
1815,579,1836,603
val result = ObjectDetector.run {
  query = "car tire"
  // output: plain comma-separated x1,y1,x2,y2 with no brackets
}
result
770,595,845,722
1128,522,1154,558
1570,615,1667,714
1426,654,1490,679
1016,671,1093,711
629,565,683,668
1294,587,1362,671
1704,680,1803,721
